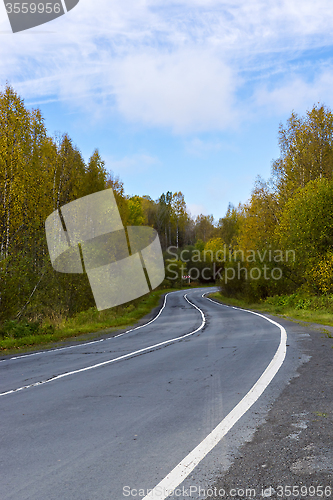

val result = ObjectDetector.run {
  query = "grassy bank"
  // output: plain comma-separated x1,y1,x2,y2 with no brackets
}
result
209,291,333,329
0,288,176,353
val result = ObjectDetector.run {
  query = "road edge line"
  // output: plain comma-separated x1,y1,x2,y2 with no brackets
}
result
0,291,206,397
142,293,287,500
3,292,171,362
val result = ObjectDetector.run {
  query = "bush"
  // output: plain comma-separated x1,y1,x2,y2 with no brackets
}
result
264,292,333,312
0,319,55,339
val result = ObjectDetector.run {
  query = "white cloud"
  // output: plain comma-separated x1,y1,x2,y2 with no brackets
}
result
185,137,238,156
253,68,333,114
2,0,333,133
104,153,161,175
187,203,208,218
111,48,237,133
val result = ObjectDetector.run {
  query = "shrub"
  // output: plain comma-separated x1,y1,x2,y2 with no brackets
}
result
0,319,54,339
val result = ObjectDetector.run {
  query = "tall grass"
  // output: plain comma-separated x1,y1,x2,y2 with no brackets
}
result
0,289,173,352
209,291,333,327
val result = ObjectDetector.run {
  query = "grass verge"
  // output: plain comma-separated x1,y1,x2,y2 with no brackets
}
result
0,288,176,354
208,291,333,328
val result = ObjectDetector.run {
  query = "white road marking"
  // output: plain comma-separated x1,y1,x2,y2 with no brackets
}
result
142,294,287,500
1,289,210,363
112,292,170,337
0,293,205,397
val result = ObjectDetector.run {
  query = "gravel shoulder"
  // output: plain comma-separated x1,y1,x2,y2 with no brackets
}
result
207,316,333,500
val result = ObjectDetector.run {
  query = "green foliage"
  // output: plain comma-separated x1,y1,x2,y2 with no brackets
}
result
127,196,145,226
164,259,187,288
0,288,176,352
277,178,333,257
273,104,333,202
264,293,333,312
194,214,216,243
277,177,333,292
4,84,333,340
219,103,333,302
0,85,124,325
0,85,218,330
308,253,333,294
218,203,240,246
0,319,54,339
204,238,225,261
82,149,107,197
211,291,333,327
194,239,205,252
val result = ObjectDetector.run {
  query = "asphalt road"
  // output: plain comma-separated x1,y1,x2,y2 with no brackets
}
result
0,288,303,500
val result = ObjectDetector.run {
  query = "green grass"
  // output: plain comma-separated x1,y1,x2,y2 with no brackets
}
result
0,288,176,354
208,291,333,327
0,281,217,354
10,283,331,354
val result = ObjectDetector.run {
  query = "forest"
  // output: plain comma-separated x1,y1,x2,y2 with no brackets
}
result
1,84,333,333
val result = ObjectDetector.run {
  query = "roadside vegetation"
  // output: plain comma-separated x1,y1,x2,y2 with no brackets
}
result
209,292,333,329
2,83,333,352
0,288,176,352
206,105,333,331
0,281,212,353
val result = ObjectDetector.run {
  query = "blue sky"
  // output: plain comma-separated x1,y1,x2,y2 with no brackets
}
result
1,1,333,221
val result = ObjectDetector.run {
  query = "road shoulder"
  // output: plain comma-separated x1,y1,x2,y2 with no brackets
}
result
207,316,333,499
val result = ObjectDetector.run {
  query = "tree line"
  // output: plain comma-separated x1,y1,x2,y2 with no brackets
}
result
2,84,332,325
195,103,333,300
0,85,218,324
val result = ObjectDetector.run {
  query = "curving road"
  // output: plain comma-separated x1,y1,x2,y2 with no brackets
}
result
0,287,294,500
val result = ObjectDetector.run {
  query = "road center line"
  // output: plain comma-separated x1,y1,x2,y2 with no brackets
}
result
142,294,287,500
0,293,205,397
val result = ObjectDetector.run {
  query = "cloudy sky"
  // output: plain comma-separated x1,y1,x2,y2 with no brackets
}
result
1,0,333,220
